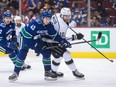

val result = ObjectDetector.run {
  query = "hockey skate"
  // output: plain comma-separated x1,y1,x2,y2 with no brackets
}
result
72,69,85,79
52,70,64,77
9,72,18,82
21,64,31,70
44,71,57,81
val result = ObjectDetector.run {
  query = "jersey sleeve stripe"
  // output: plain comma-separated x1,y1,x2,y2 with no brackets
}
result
0,37,3,41
21,28,32,39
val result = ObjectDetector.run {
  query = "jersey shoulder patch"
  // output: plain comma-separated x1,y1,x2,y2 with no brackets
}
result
35,18,42,24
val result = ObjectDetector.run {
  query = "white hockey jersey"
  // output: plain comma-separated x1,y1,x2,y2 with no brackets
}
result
51,13,69,38
15,22,25,36
51,13,76,39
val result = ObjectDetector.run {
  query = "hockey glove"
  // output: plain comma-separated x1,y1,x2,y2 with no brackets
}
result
44,43,66,58
7,42,18,50
60,39,72,48
72,33,84,40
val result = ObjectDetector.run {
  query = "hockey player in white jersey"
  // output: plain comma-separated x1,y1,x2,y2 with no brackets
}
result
14,16,25,37
51,7,84,78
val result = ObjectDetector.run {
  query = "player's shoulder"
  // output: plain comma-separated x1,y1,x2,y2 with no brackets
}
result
47,22,53,26
52,13,60,18
35,18,42,24
0,20,6,28
56,13,61,16
10,21,15,26
21,22,25,26
28,18,42,28
10,20,15,24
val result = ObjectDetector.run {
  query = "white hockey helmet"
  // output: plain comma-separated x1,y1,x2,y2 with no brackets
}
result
60,7,71,16
14,16,22,21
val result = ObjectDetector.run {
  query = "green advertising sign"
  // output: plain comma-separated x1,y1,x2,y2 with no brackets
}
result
91,31,110,48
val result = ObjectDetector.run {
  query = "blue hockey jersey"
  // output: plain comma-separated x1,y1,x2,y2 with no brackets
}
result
21,18,65,47
0,20,16,47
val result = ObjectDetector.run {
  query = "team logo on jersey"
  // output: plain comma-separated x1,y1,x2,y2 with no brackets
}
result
37,30,48,35
91,31,110,48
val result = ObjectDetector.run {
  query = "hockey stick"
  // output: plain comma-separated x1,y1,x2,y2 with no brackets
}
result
71,32,102,45
42,32,102,50
68,27,114,63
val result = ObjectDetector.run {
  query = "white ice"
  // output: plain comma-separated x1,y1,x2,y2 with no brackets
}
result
0,55,116,87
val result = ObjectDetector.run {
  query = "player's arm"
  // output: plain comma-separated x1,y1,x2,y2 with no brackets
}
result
0,26,18,50
21,22,37,47
66,33,84,41
0,26,8,46
48,24,71,48
11,22,17,42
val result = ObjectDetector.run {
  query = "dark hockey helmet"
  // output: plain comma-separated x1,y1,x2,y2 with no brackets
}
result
3,11,12,18
41,10,52,19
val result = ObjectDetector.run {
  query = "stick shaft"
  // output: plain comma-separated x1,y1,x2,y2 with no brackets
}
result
69,27,113,62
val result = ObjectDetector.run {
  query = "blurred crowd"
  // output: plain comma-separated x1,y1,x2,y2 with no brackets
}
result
0,0,116,27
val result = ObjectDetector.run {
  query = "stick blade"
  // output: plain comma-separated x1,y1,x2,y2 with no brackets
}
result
110,60,114,63
97,32,102,40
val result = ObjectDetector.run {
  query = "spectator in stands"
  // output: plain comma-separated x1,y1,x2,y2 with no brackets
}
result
34,1,43,14
95,1,107,17
90,16,100,27
52,5,59,14
70,2,79,17
56,1,68,10
109,0,116,2
27,0,39,10
70,10,87,27
40,0,54,6
0,0,8,12
7,0,19,10
93,10,102,23
21,0,28,14
36,8,44,18
112,0,116,9
24,9,36,24
43,2,52,14
101,16,113,27
56,0,68,7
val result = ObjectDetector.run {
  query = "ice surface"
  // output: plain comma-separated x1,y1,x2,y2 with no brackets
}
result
0,56,116,87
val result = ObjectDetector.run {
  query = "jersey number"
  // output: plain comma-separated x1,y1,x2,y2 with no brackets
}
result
30,25,36,30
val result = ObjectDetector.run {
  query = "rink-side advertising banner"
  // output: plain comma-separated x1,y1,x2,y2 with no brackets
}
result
0,28,116,58
66,28,116,58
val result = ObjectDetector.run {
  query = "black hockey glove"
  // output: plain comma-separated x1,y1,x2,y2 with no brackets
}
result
45,43,67,58
72,33,84,40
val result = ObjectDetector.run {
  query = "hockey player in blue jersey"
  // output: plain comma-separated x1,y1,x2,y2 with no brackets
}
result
0,12,18,64
9,10,71,81
0,11,31,70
